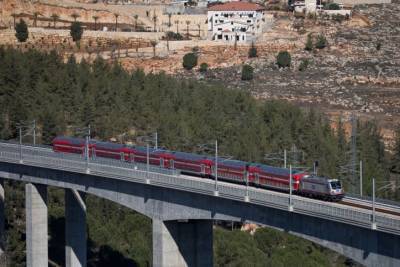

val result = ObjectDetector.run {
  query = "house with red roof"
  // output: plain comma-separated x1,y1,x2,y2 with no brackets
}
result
207,1,266,43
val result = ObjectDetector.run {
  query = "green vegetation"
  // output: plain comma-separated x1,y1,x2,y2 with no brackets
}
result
215,227,352,267
166,31,184,40
241,64,254,81
15,19,29,43
182,52,198,70
276,51,291,68
199,62,208,73
315,34,327,49
70,22,83,43
325,3,340,10
248,42,258,58
305,34,313,51
0,47,395,265
298,59,310,71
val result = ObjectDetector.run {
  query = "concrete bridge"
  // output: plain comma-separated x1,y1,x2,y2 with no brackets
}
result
0,142,399,267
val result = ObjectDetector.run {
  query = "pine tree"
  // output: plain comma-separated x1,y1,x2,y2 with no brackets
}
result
15,19,29,42
70,22,83,44
391,125,400,174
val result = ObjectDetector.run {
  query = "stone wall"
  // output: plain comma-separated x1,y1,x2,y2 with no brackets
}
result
333,0,391,5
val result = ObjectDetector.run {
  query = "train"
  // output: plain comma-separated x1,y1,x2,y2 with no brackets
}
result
52,136,344,201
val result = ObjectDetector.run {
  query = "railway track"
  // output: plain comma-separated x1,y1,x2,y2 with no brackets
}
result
340,197,400,217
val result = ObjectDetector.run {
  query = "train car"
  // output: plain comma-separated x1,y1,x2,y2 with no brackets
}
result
171,151,213,176
52,136,91,155
215,159,248,183
249,164,308,191
94,141,133,160
299,175,344,201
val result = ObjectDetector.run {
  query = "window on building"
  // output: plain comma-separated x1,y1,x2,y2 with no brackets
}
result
217,28,222,31
231,22,233,25
247,20,251,23
217,34,222,39
249,14,253,18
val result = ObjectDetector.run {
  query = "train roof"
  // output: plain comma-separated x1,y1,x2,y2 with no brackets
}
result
53,136,86,145
253,163,304,176
172,151,210,161
133,146,172,155
217,158,248,168
95,141,127,150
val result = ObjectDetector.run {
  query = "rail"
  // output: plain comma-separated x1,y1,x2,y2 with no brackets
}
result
0,142,399,235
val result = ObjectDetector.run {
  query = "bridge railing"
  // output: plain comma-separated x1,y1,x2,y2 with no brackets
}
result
0,143,400,234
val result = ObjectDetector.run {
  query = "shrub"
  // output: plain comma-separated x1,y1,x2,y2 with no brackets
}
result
332,14,345,23
166,31,183,40
298,59,310,71
248,42,257,58
376,41,382,51
199,62,208,73
241,64,254,81
276,51,291,68
15,19,29,42
182,52,198,70
325,3,340,10
315,34,327,49
304,34,313,51
70,22,83,43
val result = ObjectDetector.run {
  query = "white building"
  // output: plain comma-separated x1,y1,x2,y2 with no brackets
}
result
207,2,265,43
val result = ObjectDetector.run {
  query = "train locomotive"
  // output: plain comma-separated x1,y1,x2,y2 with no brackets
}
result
52,136,344,201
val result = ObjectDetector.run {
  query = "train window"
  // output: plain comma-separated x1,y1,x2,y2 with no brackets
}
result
330,181,342,189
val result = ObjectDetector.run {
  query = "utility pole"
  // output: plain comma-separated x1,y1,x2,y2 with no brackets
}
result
155,132,158,149
245,168,249,202
18,125,23,163
146,143,150,184
284,149,287,169
289,165,293,211
85,124,91,174
360,160,363,197
372,177,376,229
350,113,357,193
214,140,219,196
33,120,36,146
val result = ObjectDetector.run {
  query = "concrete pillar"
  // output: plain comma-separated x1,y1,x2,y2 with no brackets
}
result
153,219,213,267
65,189,86,267
26,183,48,267
0,179,4,256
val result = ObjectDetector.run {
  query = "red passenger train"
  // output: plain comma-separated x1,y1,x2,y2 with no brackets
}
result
52,136,344,201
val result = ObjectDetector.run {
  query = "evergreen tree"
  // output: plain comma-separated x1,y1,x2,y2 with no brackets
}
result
248,42,258,58
182,52,198,70
15,19,29,43
276,51,291,68
391,124,400,174
305,34,313,51
70,22,83,44
315,34,327,49
241,64,254,81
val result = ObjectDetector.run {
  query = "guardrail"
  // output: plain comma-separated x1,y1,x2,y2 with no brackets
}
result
0,142,400,235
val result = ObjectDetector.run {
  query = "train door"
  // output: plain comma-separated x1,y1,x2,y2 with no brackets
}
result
130,153,135,163
160,158,164,168
201,164,205,176
170,159,174,169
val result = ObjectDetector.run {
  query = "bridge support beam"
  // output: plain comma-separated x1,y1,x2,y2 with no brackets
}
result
26,183,48,267
65,189,86,267
152,219,213,267
0,179,4,256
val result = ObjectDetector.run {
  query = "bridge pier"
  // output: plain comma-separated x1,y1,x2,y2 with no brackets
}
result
65,189,86,267
152,219,213,267
26,183,48,267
